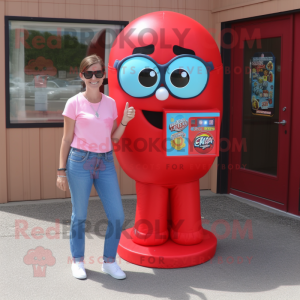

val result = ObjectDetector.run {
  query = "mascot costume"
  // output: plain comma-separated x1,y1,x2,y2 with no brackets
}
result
108,11,223,268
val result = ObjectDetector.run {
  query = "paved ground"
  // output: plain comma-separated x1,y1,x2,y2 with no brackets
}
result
0,191,299,300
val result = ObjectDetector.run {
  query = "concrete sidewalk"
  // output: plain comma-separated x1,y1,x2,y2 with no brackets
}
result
0,191,299,300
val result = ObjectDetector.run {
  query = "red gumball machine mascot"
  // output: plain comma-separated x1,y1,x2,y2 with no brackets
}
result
108,11,223,268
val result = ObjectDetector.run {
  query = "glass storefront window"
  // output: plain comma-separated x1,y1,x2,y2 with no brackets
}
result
6,18,126,127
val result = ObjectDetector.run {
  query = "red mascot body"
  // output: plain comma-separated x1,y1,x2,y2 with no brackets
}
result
108,11,223,268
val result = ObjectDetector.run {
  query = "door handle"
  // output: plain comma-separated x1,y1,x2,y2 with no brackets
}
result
274,120,286,125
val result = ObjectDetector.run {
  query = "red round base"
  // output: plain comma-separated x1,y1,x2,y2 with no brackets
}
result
117,228,217,268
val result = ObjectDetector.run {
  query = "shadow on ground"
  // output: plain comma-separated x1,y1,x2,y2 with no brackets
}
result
0,196,299,299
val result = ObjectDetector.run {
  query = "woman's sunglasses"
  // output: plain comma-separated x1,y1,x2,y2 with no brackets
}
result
81,70,105,79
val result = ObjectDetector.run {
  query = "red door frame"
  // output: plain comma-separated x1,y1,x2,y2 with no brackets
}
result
288,14,300,215
228,14,297,212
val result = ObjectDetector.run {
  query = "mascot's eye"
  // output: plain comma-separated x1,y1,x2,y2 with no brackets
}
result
170,69,189,88
165,57,210,99
139,69,158,87
118,56,160,97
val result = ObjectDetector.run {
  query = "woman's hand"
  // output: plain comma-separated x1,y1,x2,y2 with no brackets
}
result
56,172,68,191
122,102,135,125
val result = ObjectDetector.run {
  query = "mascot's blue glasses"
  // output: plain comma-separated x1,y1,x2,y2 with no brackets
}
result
113,54,214,99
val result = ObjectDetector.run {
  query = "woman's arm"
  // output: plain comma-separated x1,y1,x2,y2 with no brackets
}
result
59,116,75,168
111,102,135,143
57,116,75,191
111,119,126,143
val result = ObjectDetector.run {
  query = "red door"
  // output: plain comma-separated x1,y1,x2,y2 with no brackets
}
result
229,15,293,209
289,14,300,215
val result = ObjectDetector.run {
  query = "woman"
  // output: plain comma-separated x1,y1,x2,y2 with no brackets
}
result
56,54,135,280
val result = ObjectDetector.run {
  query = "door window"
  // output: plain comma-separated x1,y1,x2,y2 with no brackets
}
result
241,38,281,176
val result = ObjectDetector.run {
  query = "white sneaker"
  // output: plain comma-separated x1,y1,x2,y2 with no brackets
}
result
71,261,87,280
102,262,126,280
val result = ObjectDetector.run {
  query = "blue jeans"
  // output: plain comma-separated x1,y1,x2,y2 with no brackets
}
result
66,147,124,263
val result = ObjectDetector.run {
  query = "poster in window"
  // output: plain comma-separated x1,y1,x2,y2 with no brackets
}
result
250,52,275,117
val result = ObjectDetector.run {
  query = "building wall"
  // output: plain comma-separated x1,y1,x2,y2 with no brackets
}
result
211,0,300,49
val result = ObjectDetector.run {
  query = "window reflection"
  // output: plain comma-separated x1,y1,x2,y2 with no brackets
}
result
8,20,123,125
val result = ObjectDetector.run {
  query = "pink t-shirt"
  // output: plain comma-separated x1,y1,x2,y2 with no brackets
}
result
62,92,118,153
